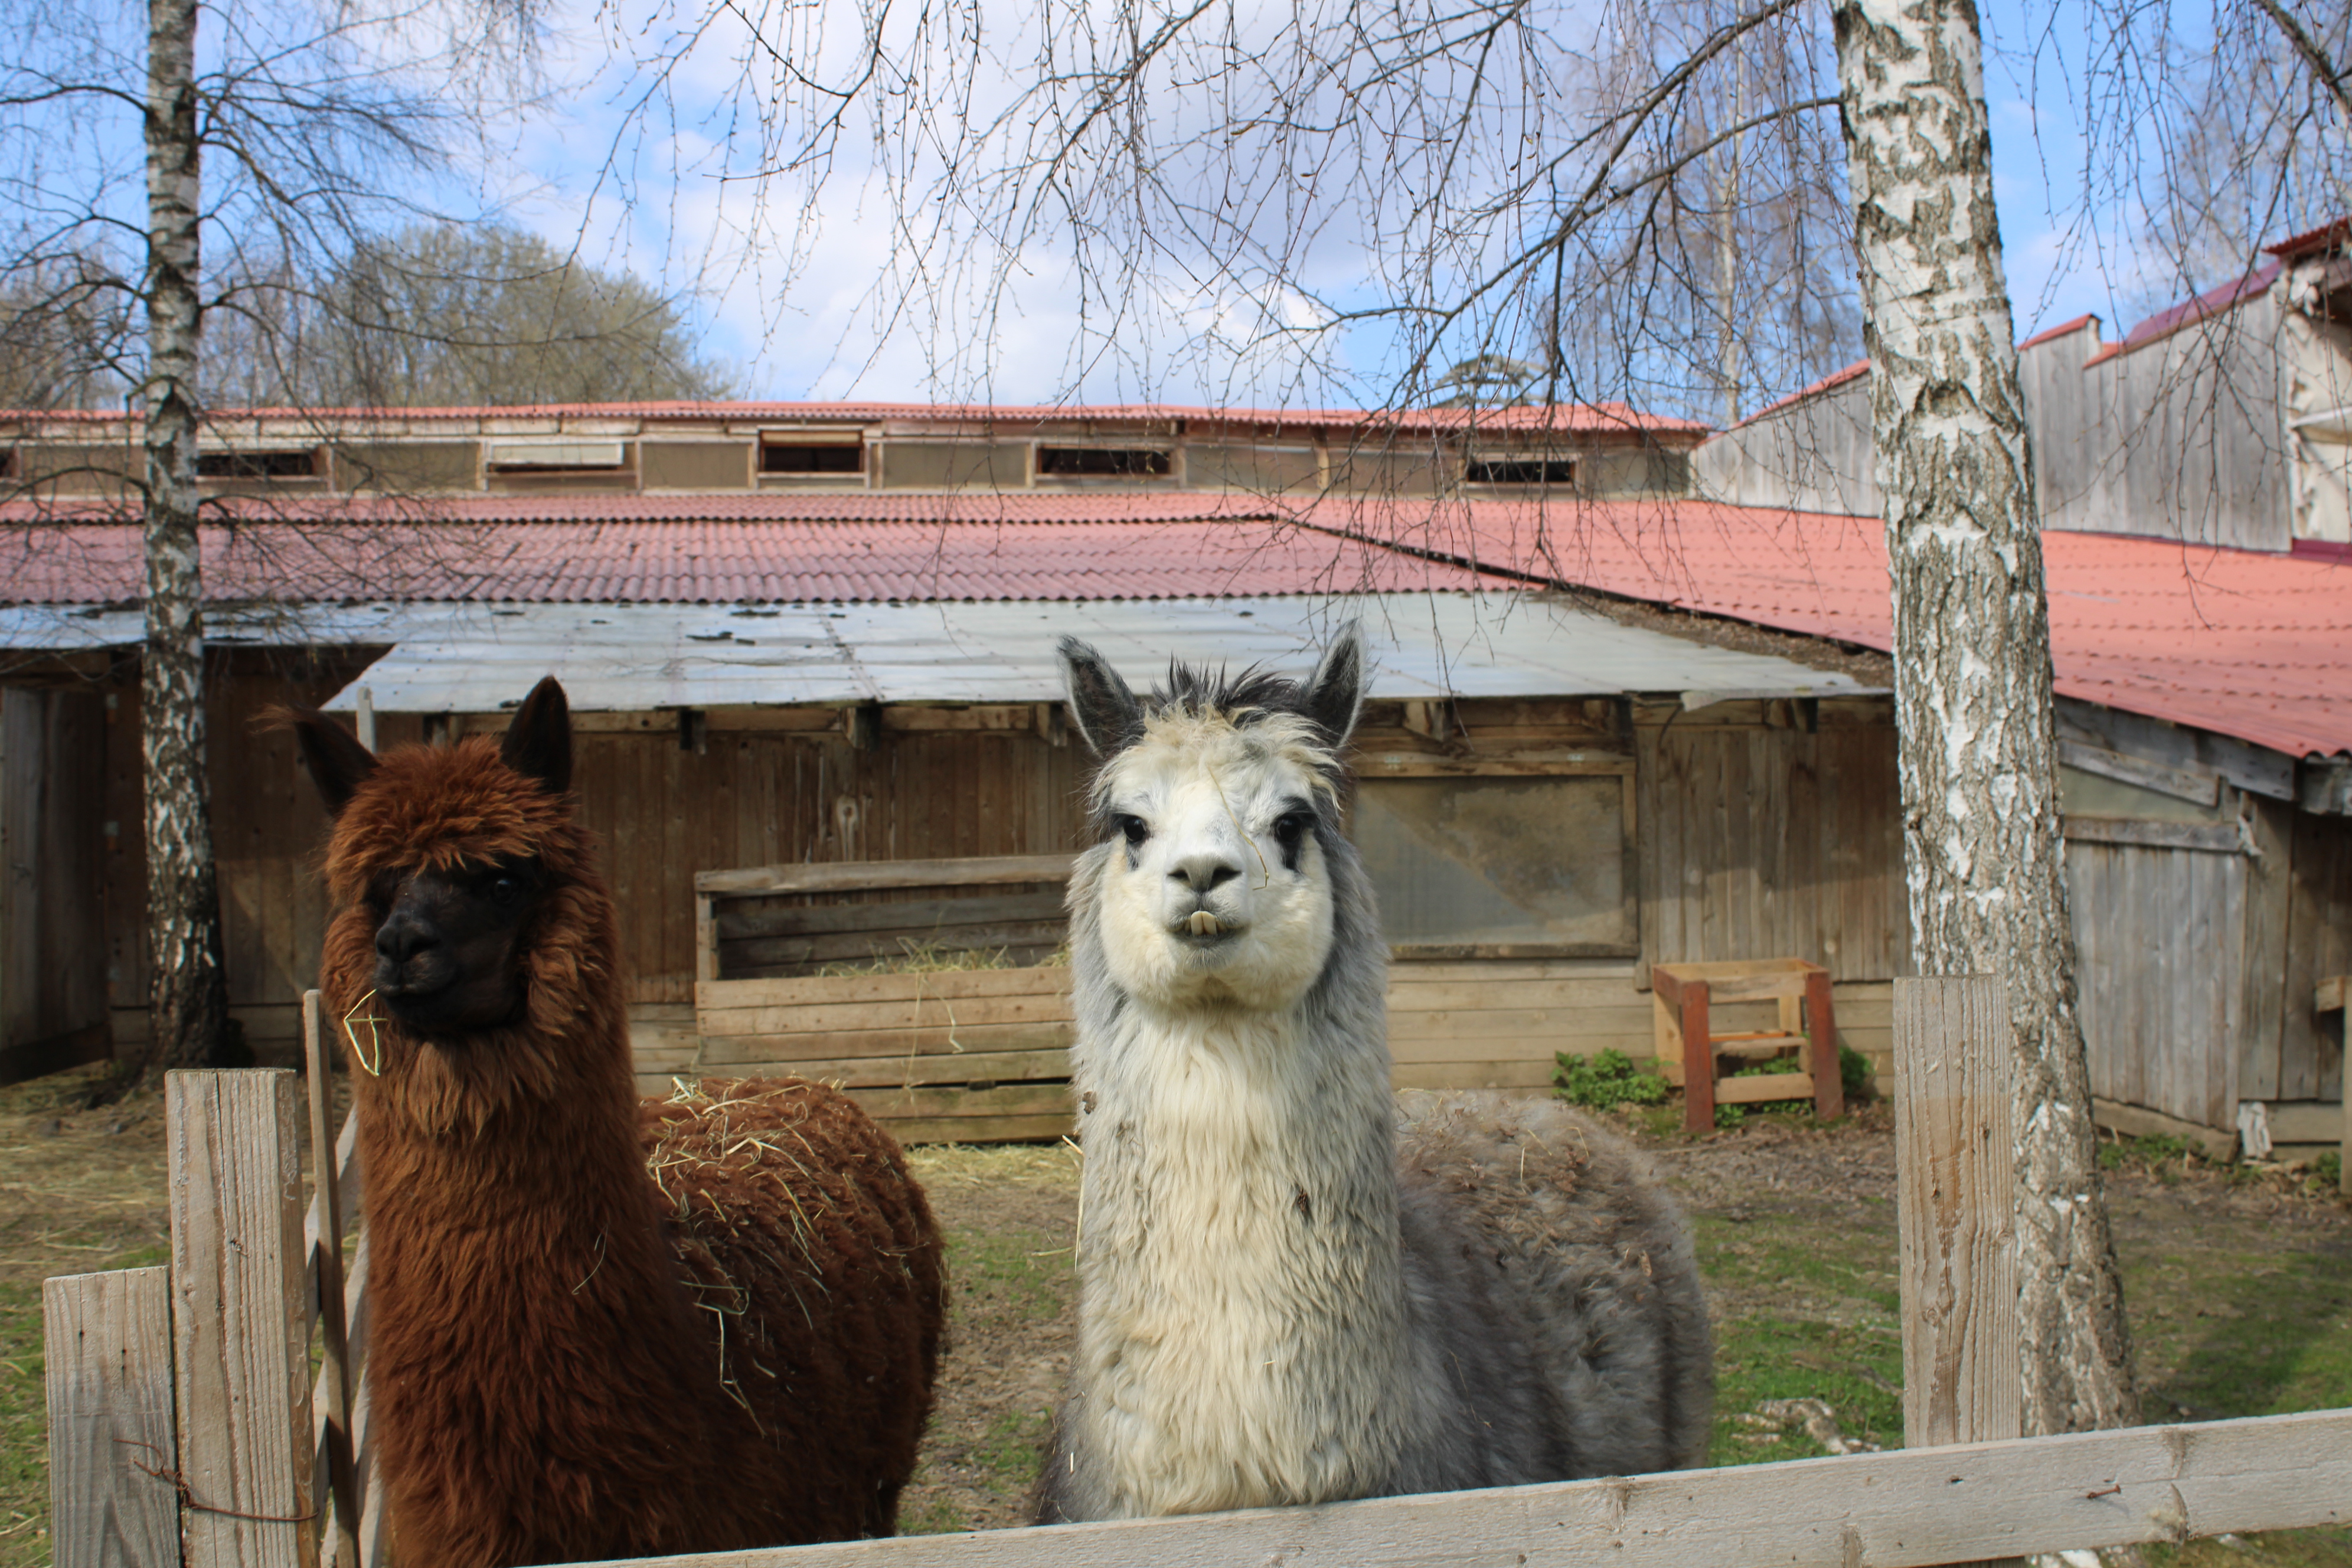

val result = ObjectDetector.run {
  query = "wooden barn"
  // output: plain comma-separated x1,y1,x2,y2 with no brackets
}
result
0,394,2343,1159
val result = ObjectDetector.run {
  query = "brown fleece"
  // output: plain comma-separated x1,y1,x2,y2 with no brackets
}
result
318,736,946,1567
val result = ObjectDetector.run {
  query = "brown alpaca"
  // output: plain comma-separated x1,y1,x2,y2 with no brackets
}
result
288,680,946,1568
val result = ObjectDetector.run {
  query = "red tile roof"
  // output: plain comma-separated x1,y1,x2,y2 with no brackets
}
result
2083,262,2282,368
2015,313,2100,352
0,400,1707,437
2263,217,2350,261
1331,499,2352,759
8,492,2343,760
1726,361,1869,430
0,505,1504,605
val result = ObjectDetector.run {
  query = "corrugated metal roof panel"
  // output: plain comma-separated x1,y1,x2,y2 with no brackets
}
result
295,594,1871,713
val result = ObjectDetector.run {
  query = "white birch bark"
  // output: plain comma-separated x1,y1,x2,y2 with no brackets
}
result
139,0,232,1077
1831,0,2139,1434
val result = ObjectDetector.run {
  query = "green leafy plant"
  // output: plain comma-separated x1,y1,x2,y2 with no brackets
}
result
1840,1044,1875,1098
2314,1151,2342,1194
1553,1048,1668,1109
1714,1103,1748,1130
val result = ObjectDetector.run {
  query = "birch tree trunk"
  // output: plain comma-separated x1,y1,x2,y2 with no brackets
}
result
1830,0,2139,1434
137,0,233,1081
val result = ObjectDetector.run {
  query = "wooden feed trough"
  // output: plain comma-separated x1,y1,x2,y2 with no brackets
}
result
694,854,1079,1144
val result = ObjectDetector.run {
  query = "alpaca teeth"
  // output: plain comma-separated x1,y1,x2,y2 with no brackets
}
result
1188,911,1223,936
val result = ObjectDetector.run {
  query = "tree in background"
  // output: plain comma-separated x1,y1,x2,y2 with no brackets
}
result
207,223,735,407
1,0,541,1090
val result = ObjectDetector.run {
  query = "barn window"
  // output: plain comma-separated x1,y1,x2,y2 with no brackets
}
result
485,440,628,473
762,440,864,474
1351,774,1634,953
1036,446,1173,478
197,448,319,480
1464,455,1577,486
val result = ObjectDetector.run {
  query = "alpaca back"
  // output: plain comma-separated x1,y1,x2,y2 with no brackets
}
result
1393,1093,1715,1485
647,1079,948,1541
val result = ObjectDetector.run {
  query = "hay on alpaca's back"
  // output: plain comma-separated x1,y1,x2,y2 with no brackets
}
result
645,1077,946,1536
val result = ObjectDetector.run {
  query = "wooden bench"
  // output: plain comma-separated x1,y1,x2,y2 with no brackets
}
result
1652,958,1843,1133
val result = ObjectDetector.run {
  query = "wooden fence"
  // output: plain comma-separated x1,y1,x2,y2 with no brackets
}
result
43,978,2352,1568
44,994,375,1568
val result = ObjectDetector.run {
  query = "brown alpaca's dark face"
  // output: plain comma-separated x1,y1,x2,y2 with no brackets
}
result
370,857,548,1034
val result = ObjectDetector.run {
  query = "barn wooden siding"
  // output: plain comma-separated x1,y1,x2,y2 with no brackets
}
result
100,649,389,1062
97,667,2352,1139
0,687,110,1082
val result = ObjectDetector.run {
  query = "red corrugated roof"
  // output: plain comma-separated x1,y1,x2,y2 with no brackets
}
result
2083,261,2282,368
8,492,2343,760
1726,361,1870,430
0,509,1505,605
2016,313,2100,352
2263,217,2350,260
1328,499,2352,759
0,399,1707,436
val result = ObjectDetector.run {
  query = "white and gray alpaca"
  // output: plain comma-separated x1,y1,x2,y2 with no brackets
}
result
1038,628,1714,1523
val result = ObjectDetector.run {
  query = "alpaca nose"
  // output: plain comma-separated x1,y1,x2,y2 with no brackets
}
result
1168,854,1240,894
376,911,441,965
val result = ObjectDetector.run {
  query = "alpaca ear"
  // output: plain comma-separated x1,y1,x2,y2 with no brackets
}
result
1304,623,1366,746
501,676,574,796
1058,637,1142,757
289,708,378,818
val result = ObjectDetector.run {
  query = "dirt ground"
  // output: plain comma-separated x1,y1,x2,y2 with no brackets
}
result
1,1073,2346,1566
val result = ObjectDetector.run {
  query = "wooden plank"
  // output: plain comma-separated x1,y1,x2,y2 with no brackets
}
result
1386,941,1642,961
169,1070,312,1568
698,966,1074,1011
715,890,1069,941
697,1022,1075,1065
884,1112,1074,1145
2062,816,2241,853
2318,975,2348,1014
1893,975,2020,1451
844,1082,1073,1121
1806,966,1843,1121
44,1266,180,1568
567,1409,2352,1568
1681,979,1713,1135
696,852,1076,897
1385,979,1649,1013
2236,796,2293,1102
698,991,1076,1039
718,1047,1073,1089
1714,1071,1814,1105
2090,1097,2236,1161
2059,740,2223,806
721,921,1068,971
303,994,360,1568
1390,1060,1557,1092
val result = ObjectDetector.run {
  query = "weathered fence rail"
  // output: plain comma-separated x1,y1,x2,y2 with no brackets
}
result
42,977,2352,1568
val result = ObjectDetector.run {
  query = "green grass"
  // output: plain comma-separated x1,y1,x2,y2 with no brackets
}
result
0,1283,48,1567
1690,1208,1906,1465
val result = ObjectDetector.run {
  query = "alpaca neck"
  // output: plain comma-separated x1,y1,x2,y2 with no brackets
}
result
357,1023,734,1465
1071,989,1414,1515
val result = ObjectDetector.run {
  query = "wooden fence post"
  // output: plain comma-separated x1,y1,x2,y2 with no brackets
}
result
302,993,361,1568
44,1266,181,1568
168,1070,312,1568
1893,975,2021,1446
1894,975,2022,1568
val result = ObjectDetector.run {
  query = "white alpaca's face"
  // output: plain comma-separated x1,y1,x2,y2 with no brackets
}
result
1086,711,1338,1011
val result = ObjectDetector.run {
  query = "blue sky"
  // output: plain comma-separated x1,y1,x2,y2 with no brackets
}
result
478,0,2248,410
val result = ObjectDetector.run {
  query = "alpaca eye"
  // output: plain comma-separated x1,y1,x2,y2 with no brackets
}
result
490,876,522,906
1114,814,1149,847
1273,812,1311,849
